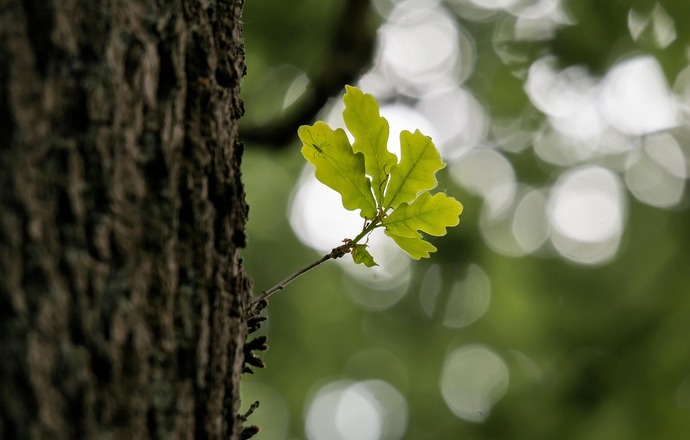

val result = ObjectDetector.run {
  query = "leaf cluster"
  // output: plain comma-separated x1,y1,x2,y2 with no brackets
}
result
299,86,463,265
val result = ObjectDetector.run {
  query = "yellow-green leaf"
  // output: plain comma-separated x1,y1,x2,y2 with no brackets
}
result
352,244,378,267
383,130,445,210
382,192,463,238
343,85,397,205
299,122,377,218
384,232,437,260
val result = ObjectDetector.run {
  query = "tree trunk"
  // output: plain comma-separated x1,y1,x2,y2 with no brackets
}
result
0,0,252,439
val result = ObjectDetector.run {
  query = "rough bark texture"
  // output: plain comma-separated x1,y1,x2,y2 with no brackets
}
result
0,0,251,439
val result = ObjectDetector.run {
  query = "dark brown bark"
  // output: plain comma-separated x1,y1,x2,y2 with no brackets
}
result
0,0,252,439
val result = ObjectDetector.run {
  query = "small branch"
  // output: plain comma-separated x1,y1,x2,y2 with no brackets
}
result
249,243,351,309
248,214,384,312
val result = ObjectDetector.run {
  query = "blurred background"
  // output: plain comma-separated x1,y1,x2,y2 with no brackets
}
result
239,0,690,438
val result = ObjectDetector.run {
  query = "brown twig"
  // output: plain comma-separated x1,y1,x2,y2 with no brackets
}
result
248,211,383,312
248,243,352,309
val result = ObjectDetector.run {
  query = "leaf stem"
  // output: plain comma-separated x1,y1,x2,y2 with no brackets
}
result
350,216,382,245
249,243,352,309
248,214,384,311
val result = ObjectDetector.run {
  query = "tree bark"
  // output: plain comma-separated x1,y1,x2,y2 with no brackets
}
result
0,0,252,439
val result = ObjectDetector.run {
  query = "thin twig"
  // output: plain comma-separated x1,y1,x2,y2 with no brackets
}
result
248,216,384,312
249,243,351,309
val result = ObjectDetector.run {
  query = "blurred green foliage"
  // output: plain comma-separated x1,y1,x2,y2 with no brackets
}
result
240,0,690,439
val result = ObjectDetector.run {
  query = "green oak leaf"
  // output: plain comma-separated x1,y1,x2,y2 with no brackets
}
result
298,86,463,264
352,244,378,267
299,122,377,219
343,85,397,205
383,129,445,210
384,232,437,260
382,192,463,238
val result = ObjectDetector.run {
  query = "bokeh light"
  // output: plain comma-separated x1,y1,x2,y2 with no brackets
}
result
442,264,491,329
450,149,516,218
305,380,408,440
440,345,509,423
377,0,468,96
419,264,443,317
548,166,625,264
511,188,550,253
628,3,677,49
241,0,690,437
468,0,519,10
625,132,687,208
289,170,412,290
416,87,489,159
600,56,678,136
289,168,363,255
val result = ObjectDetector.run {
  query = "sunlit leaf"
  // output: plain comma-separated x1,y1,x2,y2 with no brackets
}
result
299,87,462,264
343,85,397,205
382,192,463,238
299,122,377,218
352,244,378,267
383,130,445,210
384,232,437,260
